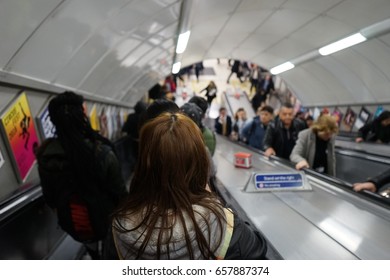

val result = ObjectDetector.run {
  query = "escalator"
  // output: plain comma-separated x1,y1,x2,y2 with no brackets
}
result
214,135,390,259
335,139,390,196
222,88,256,119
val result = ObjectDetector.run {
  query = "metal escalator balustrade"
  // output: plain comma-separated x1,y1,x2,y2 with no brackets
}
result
214,135,390,259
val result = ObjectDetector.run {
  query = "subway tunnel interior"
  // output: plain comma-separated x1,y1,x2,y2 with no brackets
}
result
0,0,390,260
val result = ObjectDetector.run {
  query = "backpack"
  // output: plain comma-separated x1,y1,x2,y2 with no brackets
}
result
37,139,113,243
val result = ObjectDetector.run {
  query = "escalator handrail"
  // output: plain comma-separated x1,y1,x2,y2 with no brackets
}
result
222,91,235,118
222,136,390,209
0,136,129,222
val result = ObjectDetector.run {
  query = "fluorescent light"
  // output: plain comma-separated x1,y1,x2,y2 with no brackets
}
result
172,61,181,74
318,33,367,56
270,62,295,75
176,31,191,54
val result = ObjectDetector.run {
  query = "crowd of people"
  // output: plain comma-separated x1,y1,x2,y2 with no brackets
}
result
34,59,390,260
36,90,268,260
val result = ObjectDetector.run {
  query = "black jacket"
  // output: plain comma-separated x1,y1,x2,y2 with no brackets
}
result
358,120,390,143
225,214,267,259
37,138,126,211
263,118,306,159
215,115,232,136
368,169,390,191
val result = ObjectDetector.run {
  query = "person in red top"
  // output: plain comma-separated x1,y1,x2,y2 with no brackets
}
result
164,74,176,93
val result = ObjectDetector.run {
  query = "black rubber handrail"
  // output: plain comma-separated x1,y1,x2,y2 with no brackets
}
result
224,137,390,209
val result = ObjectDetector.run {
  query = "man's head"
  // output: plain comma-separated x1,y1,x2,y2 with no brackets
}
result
180,103,203,129
188,96,208,117
378,111,390,127
48,91,87,137
219,107,227,117
259,105,274,125
278,102,294,128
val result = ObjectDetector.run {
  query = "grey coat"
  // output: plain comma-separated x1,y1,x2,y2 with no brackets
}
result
290,128,336,176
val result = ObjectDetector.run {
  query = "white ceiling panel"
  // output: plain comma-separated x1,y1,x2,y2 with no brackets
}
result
0,0,63,68
114,38,142,61
317,56,374,104
120,44,153,68
78,48,133,93
1,0,390,107
247,34,287,63
156,23,177,43
8,17,89,82
251,53,283,70
108,4,148,36
344,46,390,103
191,0,239,23
87,44,152,95
301,61,350,102
257,8,317,39
7,0,128,81
340,48,390,93
282,70,318,105
132,4,179,40
326,0,390,29
54,27,122,87
136,48,163,67
213,32,250,53
237,0,285,12
355,40,390,81
114,70,144,100
282,0,342,14
230,47,257,61
267,38,312,64
291,16,353,50
223,10,272,34
380,33,390,46
239,34,277,54
95,66,142,97
161,39,174,50
189,16,230,40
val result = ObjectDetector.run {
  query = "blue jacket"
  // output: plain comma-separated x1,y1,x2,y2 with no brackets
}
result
242,116,267,150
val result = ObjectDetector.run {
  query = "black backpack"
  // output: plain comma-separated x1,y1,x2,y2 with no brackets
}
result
38,139,112,243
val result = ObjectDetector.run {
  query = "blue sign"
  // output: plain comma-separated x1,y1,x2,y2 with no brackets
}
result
254,173,304,189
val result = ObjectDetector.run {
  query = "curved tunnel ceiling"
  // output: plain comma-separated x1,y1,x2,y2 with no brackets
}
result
0,0,390,107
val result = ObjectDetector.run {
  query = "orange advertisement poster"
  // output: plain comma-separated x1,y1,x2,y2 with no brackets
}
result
1,92,39,182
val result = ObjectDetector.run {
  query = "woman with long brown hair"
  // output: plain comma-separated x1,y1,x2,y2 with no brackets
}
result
112,112,267,259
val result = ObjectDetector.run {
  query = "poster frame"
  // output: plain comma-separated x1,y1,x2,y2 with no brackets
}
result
35,97,55,140
0,91,40,183
331,107,343,127
341,106,357,132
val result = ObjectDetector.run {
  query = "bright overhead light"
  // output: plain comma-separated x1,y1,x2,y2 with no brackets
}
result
172,61,181,74
270,62,295,75
318,33,367,56
176,31,191,54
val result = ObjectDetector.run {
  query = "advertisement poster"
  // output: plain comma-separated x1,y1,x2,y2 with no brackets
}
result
0,92,39,182
99,106,108,138
331,107,343,127
106,106,113,140
121,109,128,127
111,108,121,141
89,104,100,131
0,147,4,169
312,107,320,120
341,107,356,132
374,105,384,119
37,106,55,140
354,107,372,130
115,110,123,140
